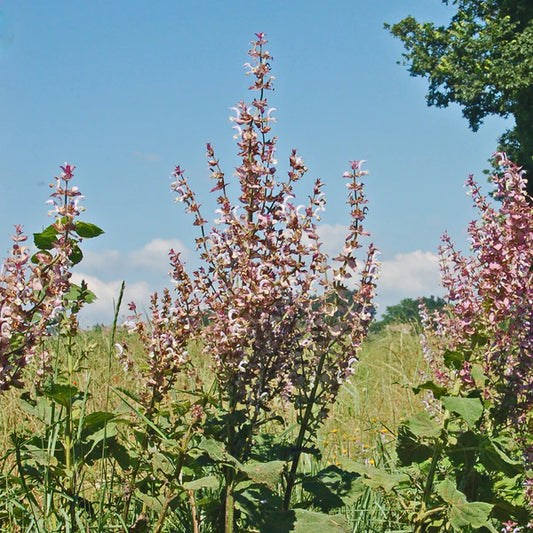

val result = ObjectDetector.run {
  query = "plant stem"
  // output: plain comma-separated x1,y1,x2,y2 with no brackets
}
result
153,488,172,533
188,490,200,533
153,420,196,533
98,281,125,532
283,348,327,511
223,390,238,533
224,482,235,533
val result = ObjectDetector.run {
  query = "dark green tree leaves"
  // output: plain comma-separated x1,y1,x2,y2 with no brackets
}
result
387,1,533,192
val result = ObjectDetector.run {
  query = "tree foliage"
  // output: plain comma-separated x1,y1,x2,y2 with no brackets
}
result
370,296,446,333
386,0,533,192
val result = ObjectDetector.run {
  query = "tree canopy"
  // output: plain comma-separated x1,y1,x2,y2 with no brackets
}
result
370,296,446,334
386,0,533,193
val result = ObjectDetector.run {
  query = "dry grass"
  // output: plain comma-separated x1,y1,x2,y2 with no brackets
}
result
1,325,427,468
320,326,428,465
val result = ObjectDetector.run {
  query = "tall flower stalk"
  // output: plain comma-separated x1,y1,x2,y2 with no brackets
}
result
422,154,533,513
0,164,94,392
0,164,106,532
131,33,378,531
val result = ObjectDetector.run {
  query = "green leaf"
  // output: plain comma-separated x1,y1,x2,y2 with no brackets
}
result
396,424,433,466
443,349,464,370
332,458,409,494
41,382,81,407
235,483,284,529
294,510,350,532
65,283,96,303
442,396,483,428
107,440,133,470
360,468,409,493
436,479,494,530
412,380,448,399
182,475,219,491
31,250,52,264
477,435,523,477
81,410,115,428
197,438,243,469
301,477,344,512
135,491,164,513
407,411,442,438
33,225,58,250
20,394,53,422
243,460,285,489
75,221,104,238
470,332,488,349
69,243,83,265
470,364,487,388
263,509,350,533
23,445,59,467
301,465,364,511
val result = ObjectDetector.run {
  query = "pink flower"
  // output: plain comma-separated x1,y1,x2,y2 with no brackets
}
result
131,34,378,416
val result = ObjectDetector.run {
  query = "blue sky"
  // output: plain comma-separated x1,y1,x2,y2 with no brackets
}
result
0,1,509,325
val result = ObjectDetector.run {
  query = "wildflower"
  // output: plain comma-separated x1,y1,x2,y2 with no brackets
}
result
0,164,94,391
501,521,521,533
422,154,533,504
130,33,377,418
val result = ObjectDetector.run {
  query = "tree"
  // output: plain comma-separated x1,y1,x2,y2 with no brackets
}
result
386,1,533,193
370,296,446,334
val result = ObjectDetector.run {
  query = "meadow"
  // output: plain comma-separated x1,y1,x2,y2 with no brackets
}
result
0,324,425,532
1,34,532,532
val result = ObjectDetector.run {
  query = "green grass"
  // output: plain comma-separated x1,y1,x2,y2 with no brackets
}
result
0,325,425,532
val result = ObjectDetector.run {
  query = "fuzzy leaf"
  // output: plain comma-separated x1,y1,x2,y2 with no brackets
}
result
69,243,83,265
20,394,53,422
470,364,487,388
301,465,364,511
407,411,441,438
236,483,283,528
478,435,523,476
198,438,243,469
443,349,464,370
396,424,433,465
333,459,409,493
442,396,483,428
23,445,59,467
135,491,164,513
412,380,448,399
243,460,285,489
360,469,409,493
263,509,350,532
31,250,52,264
436,479,494,530
65,283,96,303
41,382,81,407
182,475,219,491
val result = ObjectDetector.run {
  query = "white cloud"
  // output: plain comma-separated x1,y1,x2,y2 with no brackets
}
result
316,224,350,257
68,238,193,325
376,250,444,312
71,272,153,327
128,238,189,272
82,249,121,271
76,238,191,279
71,234,444,324
379,250,441,292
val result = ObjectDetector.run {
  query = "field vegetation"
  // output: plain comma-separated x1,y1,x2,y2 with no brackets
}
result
0,33,532,532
